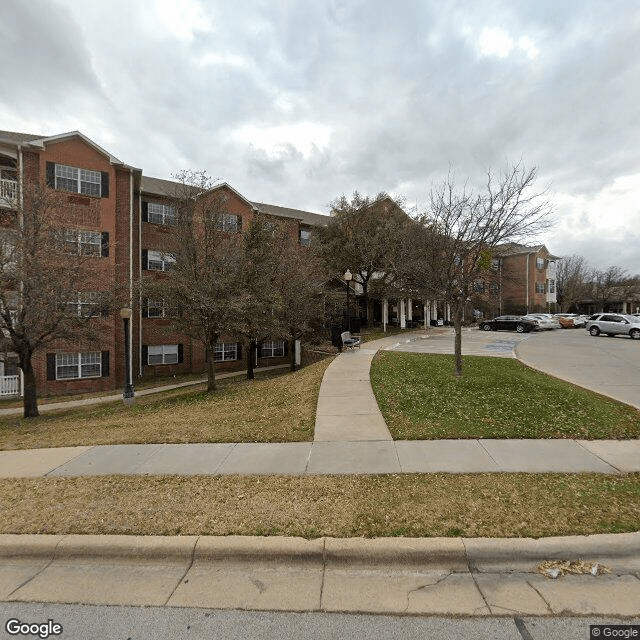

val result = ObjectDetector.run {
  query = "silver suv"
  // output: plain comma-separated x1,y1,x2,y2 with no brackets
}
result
585,314,640,339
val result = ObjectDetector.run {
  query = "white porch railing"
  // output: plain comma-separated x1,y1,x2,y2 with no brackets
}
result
0,179,17,207
0,375,20,396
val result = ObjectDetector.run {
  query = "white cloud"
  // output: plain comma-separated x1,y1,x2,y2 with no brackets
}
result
146,0,214,41
232,123,332,158
477,27,515,58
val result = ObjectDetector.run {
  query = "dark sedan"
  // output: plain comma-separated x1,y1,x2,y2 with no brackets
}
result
478,315,539,333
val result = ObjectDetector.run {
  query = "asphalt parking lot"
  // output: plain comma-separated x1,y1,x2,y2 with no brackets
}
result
387,326,640,409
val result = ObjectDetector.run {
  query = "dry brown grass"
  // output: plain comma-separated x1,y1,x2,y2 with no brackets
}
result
0,359,332,450
1,473,638,538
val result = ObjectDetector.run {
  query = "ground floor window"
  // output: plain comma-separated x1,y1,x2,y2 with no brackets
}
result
215,342,238,362
148,344,178,365
56,352,101,379
261,341,285,357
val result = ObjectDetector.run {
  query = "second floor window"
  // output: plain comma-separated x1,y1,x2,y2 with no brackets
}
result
68,292,102,317
146,250,176,271
548,279,555,293
146,298,177,318
64,229,103,256
473,281,485,293
535,282,546,294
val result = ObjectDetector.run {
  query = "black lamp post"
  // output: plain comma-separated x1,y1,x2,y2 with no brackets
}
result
343,269,352,332
120,307,135,406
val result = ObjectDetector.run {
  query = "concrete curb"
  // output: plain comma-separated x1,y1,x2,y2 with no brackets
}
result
1,532,638,569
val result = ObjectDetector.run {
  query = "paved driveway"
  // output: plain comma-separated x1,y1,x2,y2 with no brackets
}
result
387,327,640,409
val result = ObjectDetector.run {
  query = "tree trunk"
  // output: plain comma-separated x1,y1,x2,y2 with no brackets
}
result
20,355,39,418
206,340,217,392
453,304,463,378
246,339,256,380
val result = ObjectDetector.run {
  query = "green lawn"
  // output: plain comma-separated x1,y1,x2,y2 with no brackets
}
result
371,352,640,440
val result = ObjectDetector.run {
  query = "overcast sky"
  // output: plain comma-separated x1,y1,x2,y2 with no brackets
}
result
1,0,639,273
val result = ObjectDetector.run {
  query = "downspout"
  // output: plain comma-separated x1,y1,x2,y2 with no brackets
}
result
17,146,24,397
138,181,143,376
525,254,530,314
129,170,134,384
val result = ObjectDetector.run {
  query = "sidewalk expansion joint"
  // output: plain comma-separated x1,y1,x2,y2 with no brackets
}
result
469,570,491,613
6,536,65,599
574,439,623,473
43,446,96,477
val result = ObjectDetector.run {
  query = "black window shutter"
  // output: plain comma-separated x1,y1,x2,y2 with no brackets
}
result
101,351,110,377
177,344,184,364
46,162,55,188
142,297,148,318
236,216,242,232
258,341,264,358
101,172,109,198
142,345,148,366
141,249,148,270
46,354,56,380
142,201,148,222
101,232,109,257
236,342,242,360
283,341,289,356
101,305,109,318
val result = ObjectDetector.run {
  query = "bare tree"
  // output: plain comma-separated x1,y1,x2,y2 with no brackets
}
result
404,163,553,377
0,184,110,417
591,265,631,312
273,231,329,371
144,171,247,392
556,254,591,312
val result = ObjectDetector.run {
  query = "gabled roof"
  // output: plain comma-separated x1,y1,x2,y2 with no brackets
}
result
141,177,258,209
0,129,141,171
251,201,329,227
495,242,561,260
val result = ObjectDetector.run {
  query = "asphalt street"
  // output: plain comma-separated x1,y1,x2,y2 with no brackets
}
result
2,603,639,640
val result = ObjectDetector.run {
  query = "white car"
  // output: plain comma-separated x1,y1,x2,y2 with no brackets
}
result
585,314,640,340
523,314,560,330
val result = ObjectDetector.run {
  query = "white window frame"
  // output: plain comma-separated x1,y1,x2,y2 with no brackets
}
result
147,202,176,226
55,164,101,197
55,351,101,380
261,341,285,357
64,229,101,256
215,342,238,362
473,281,485,293
147,250,176,272
535,282,546,294
147,299,176,318
147,344,178,365
69,291,100,317
300,229,311,246
536,257,546,270
216,213,241,232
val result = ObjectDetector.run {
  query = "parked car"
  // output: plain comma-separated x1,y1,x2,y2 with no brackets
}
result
523,314,560,330
478,315,540,333
585,314,640,339
555,314,586,328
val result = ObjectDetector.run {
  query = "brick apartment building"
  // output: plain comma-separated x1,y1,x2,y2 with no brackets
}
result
0,129,325,397
0,128,561,398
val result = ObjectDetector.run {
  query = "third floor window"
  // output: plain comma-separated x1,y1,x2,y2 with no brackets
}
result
48,163,109,198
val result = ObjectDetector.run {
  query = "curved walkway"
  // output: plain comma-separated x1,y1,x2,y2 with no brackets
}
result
2,331,639,478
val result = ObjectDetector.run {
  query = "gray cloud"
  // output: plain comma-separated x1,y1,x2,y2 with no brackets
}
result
2,0,639,271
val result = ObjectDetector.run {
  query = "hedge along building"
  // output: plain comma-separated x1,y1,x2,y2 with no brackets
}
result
0,129,328,397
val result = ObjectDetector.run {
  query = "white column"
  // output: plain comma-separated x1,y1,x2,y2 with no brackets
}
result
400,299,406,328
423,303,428,329
382,298,388,332
623,301,628,314
407,298,413,322
295,340,301,367
446,303,451,322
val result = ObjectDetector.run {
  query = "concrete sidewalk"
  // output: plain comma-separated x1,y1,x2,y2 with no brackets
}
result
3,438,640,478
2,533,639,615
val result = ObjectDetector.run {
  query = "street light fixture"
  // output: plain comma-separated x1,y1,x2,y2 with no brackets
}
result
343,269,352,332
120,307,135,406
